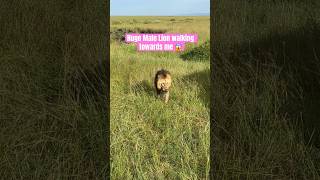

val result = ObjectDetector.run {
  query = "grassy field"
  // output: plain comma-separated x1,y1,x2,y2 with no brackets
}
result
213,0,320,179
0,1,108,179
110,16,210,179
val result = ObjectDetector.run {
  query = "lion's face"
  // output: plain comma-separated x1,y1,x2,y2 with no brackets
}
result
157,77,172,92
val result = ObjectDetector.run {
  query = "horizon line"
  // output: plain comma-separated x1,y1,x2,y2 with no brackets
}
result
110,13,210,16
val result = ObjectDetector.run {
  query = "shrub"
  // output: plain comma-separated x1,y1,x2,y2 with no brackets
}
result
180,41,210,61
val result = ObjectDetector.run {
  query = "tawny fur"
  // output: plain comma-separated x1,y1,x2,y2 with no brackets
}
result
154,69,172,103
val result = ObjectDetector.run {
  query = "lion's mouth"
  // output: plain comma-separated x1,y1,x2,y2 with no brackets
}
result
161,88,169,92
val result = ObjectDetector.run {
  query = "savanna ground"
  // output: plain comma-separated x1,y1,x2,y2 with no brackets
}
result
110,16,210,179
213,0,320,179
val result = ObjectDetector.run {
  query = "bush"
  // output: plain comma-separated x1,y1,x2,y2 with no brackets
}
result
180,41,210,61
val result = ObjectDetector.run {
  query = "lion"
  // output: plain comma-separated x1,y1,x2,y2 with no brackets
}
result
154,69,172,103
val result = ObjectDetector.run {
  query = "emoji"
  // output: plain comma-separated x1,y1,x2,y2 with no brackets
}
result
175,44,181,51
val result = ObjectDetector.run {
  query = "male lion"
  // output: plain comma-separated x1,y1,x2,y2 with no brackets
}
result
154,69,172,103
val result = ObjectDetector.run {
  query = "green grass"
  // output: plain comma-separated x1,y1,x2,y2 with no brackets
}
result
213,0,320,179
181,40,210,61
110,17,210,179
5,0,320,179
0,0,108,179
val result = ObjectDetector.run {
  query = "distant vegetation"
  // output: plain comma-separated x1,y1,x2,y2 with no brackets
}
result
181,41,210,61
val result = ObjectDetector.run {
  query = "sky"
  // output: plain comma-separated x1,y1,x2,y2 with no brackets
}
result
110,0,210,16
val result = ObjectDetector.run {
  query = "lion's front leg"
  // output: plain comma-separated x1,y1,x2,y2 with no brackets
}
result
164,91,169,103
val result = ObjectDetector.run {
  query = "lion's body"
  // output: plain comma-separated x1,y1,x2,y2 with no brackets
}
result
154,69,172,103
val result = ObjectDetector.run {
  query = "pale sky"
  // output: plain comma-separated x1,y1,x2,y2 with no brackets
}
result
110,0,210,16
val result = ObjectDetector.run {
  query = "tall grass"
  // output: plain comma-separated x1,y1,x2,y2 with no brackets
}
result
110,17,210,179
0,0,108,178
213,0,320,179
